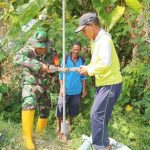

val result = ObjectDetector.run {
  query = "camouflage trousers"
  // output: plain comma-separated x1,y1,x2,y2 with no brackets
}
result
22,84,51,118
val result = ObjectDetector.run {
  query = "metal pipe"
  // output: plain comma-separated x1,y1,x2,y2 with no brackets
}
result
78,135,92,150
62,0,66,124
61,0,68,136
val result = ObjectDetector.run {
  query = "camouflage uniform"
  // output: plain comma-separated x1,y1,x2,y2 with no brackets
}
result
14,44,57,118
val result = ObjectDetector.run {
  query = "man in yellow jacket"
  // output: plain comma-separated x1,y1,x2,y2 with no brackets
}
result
76,13,122,150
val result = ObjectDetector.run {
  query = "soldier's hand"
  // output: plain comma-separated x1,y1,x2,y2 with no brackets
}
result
48,65,57,73
40,63,48,73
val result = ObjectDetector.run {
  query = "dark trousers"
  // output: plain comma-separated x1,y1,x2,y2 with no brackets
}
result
90,83,122,150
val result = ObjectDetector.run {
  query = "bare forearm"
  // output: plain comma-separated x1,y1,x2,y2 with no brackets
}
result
59,80,63,88
82,80,86,90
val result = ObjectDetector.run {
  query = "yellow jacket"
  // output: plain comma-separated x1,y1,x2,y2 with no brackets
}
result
87,29,122,86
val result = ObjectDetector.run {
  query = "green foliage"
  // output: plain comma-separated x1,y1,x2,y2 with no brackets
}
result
16,0,46,25
47,0,94,17
117,0,150,122
0,114,67,150
92,0,143,31
107,6,125,31
47,18,89,57
8,0,48,38
13,0,29,7
110,19,132,64
125,0,143,13
0,54,22,122
109,105,150,150
0,116,23,150
50,92,59,108
92,0,125,31
0,2,15,21
0,0,149,149
119,59,150,121
0,83,8,93
0,52,6,62
0,83,8,109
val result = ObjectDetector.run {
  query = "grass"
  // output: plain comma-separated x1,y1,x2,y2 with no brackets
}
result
0,104,150,150
0,117,23,150
0,115,71,150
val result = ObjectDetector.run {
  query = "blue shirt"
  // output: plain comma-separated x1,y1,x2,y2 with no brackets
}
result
59,55,86,95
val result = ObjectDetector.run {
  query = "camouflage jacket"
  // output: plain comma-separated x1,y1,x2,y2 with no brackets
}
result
14,45,57,89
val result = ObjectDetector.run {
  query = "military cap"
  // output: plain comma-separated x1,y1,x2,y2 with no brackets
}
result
33,31,48,48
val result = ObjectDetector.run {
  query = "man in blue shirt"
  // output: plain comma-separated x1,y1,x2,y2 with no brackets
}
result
56,41,87,135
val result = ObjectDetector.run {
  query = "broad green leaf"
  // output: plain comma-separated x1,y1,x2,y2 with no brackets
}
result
17,0,46,26
11,0,16,3
92,0,125,30
107,6,125,31
92,1,103,12
10,14,19,25
8,0,47,37
16,0,25,6
0,83,8,93
92,0,111,25
92,0,111,9
83,98,90,104
125,0,142,13
0,52,5,62
0,2,7,8
98,10,110,26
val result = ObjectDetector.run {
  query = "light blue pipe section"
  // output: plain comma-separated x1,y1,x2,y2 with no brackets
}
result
78,135,92,150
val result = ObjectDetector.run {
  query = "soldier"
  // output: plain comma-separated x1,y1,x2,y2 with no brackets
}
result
14,30,59,150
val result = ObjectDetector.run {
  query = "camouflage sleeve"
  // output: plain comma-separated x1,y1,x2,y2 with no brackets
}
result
13,46,42,73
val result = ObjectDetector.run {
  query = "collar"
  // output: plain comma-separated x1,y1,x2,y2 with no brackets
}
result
94,29,105,42
94,29,112,43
